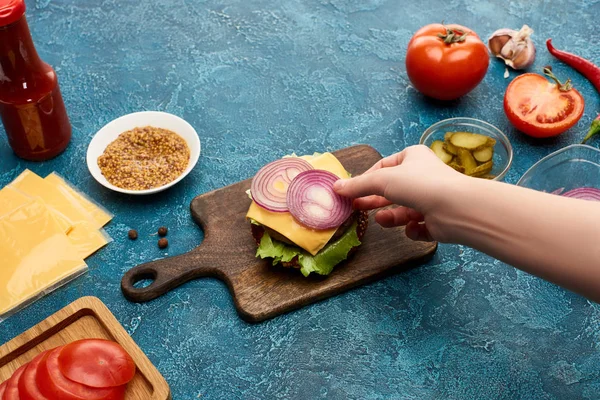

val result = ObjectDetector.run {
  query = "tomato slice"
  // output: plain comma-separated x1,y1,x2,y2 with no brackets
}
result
18,351,50,400
36,347,125,400
3,364,27,400
57,339,135,388
0,381,6,398
504,72,584,138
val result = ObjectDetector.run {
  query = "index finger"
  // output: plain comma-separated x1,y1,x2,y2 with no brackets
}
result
363,150,407,174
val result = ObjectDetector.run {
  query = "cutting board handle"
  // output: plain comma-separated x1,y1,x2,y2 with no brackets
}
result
121,251,216,302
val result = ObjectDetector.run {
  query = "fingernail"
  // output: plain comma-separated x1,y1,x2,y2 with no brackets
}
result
334,179,345,191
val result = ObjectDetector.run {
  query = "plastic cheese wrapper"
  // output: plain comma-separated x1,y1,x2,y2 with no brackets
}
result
10,169,100,230
0,198,88,322
44,172,113,228
7,170,113,259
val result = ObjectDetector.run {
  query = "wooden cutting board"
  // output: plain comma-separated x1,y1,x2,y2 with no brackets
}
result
0,296,170,399
121,145,437,322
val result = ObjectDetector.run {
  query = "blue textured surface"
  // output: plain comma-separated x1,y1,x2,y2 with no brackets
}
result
2,0,600,398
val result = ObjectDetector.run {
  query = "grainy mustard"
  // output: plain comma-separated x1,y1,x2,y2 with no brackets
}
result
98,126,190,190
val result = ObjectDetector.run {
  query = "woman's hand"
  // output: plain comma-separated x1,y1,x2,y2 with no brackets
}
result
334,145,466,242
334,146,600,303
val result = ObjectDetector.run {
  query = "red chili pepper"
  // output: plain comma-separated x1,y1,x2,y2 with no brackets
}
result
582,115,600,144
546,39,600,94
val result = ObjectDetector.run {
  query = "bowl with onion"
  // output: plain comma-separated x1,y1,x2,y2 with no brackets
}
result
517,144,600,200
420,117,513,181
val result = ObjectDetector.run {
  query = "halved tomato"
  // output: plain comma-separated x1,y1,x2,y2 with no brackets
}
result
3,364,27,400
57,339,136,388
504,71,584,138
36,347,125,400
18,350,50,400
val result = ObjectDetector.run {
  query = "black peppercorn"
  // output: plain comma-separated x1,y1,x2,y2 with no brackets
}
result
158,226,168,237
128,229,138,240
158,238,168,249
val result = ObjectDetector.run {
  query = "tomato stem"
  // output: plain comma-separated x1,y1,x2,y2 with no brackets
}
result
543,66,573,92
437,27,469,44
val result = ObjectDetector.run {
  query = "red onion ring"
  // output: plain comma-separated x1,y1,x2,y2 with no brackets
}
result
287,170,353,230
561,187,600,201
251,158,314,212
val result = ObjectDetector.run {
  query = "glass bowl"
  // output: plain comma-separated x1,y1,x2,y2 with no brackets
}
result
420,117,513,181
517,144,600,193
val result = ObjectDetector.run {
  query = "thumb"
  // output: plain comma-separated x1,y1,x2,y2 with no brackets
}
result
334,170,388,199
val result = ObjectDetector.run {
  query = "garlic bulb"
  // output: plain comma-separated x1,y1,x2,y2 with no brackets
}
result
488,25,536,70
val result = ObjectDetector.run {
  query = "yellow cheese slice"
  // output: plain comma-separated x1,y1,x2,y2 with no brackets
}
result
9,170,99,231
299,152,350,179
0,185,73,235
246,152,350,256
0,199,87,317
45,173,113,228
0,186,32,218
68,221,111,259
5,171,112,259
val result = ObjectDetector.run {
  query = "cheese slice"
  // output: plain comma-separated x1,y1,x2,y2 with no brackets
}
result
246,152,350,256
3,171,112,259
0,186,32,218
0,199,87,317
9,170,99,231
45,173,113,228
68,221,111,259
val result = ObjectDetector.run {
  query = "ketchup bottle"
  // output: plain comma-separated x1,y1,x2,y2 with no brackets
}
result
0,0,71,161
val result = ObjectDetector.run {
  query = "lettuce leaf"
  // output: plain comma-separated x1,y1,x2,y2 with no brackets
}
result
255,221,361,277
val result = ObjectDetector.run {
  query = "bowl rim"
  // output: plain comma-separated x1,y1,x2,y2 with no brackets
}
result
86,111,201,195
419,117,514,181
516,143,600,187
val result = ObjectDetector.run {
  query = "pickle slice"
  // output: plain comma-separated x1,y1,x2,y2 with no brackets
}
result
450,132,492,151
448,162,465,173
442,132,459,155
444,142,459,156
469,161,493,177
430,140,453,164
457,148,477,175
473,146,493,162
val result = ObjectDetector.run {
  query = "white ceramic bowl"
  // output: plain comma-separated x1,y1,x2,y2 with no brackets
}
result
86,111,201,195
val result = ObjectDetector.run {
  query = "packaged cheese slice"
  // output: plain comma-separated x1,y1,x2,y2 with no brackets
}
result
9,170,98,230
44,172,113,228
68,221,112,259
0,186,32,218
0,199,87,321
7,170,113,259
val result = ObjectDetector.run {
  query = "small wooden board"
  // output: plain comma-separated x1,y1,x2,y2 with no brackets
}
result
0,296,170,399
121,145,437,322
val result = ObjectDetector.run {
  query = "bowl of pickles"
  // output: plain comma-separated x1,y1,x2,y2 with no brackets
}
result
420,117,513,181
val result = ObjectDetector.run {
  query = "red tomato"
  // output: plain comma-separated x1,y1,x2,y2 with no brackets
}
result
57,339,135,388
3,364,26,400
0,381,6,398
406,23,489,100
18,351,50,400
36,347,125,400
504,72,584,138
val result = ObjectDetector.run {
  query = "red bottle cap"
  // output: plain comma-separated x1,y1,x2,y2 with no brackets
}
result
0,0,25,27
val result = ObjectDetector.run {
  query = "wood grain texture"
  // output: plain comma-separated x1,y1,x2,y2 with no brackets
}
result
0,296,170,400
121,145,437,322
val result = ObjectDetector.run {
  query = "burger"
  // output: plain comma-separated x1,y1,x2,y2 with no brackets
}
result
246,152,368,277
